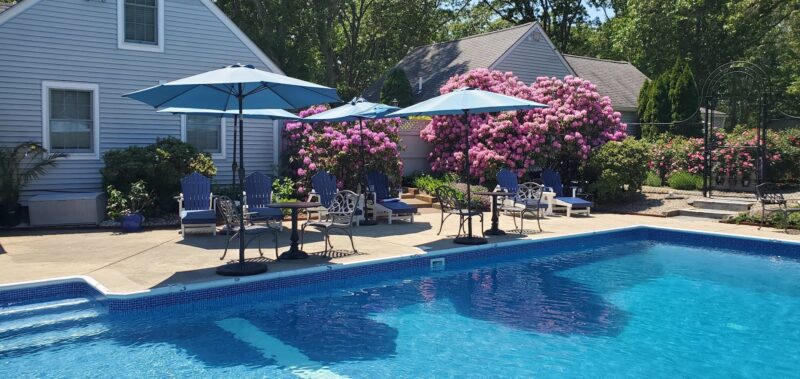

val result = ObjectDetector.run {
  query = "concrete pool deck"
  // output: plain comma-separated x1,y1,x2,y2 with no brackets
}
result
1,209,798,294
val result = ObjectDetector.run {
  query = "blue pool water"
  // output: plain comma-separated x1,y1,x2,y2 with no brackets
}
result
2,237,800,378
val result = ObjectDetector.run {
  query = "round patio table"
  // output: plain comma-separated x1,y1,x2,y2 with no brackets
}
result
474,191,513,236
268,201,320,260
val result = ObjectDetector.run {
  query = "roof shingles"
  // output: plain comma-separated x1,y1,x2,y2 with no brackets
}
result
563,54,649,111
364,23,532,101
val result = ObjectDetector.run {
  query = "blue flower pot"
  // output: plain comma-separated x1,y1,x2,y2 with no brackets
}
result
121,213,145,233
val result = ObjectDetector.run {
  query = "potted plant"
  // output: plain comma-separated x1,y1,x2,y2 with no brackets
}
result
106,180,152,232
0,142,65,228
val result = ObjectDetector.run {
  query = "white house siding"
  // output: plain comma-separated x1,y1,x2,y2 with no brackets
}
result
490,26,573,85
0,0,279,203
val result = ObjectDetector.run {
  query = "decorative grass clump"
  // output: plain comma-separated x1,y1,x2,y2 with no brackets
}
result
667,171,703,190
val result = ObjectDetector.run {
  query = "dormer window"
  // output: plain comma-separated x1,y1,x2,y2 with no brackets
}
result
117,0,164,52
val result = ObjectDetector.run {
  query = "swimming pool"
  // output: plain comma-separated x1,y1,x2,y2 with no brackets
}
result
1,227,799,378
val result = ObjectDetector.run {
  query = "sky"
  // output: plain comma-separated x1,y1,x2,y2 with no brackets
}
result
585,2,616,22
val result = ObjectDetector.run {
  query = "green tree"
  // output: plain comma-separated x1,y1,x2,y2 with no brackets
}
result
641,75,671,139
380,68,414,106
668,59,701,136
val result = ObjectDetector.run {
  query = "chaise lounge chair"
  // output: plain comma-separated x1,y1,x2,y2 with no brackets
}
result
244,172,284,228
366,171,415,224
496,168,547,232
541,168,592,217
177,172,217,236
307,171,364,226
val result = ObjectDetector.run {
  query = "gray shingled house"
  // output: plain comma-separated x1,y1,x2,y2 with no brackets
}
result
365,22,648,130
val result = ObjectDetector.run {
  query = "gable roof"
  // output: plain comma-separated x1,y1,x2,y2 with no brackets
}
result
364,23,534,102
563,54,648,111
0,0,283,74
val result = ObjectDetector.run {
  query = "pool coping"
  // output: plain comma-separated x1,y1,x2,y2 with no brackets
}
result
2,224,800,306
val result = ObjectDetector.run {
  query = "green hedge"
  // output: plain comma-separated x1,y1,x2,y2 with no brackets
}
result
101,138,217,214
585,138,651,202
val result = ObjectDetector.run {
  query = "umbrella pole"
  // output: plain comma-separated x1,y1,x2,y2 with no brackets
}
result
454,110,486,245
359,117,377,226
216,84,268,276
232,114,238,189
237,89,246,265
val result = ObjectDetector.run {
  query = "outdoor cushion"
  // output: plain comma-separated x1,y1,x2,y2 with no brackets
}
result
249,207,284,221
555,197,593,208
378,198,399,203
180,209,217,224
380,201,415,214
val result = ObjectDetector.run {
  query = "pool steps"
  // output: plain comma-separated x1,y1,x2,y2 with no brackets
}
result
0,296,106,356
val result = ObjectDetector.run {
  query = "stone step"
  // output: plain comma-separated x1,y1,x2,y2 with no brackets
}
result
403,187,419,195
676,208,739,220
400,193,416,199
688,199,754,212
415,194,437,204
401,198,432,209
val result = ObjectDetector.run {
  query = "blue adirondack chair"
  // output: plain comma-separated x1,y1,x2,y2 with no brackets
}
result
496,168,547,231
307,171,363,225
366,171,415,224
244,172,284,224
178,172,216,236
541,168,593,217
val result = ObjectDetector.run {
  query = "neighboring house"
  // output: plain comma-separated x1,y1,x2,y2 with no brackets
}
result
365,22,648,132
0,0,284,204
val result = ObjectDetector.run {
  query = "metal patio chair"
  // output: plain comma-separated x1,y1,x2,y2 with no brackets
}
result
301,190,359,255
501,182,546,233
217,196,280,261
756,182,800,232
435,185,484,238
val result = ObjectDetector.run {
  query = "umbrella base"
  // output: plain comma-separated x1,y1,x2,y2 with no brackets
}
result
216,261,268,276
453,236,488,245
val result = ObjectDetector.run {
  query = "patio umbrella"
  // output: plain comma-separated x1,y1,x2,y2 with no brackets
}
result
158,107,300,188
302,98,400,225
388,88,546,245
125,64,340,276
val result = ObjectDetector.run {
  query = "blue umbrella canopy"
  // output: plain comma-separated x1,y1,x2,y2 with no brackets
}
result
388,88,547,245
302,97,400,122
124,64,341,110
157,107,300,120
387,87,545,117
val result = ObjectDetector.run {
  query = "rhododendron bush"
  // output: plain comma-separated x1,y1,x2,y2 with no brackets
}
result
419,69,627,182
284,105,403,194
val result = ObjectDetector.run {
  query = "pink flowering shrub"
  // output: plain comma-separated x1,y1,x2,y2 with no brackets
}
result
419,69,627,183
284,106,403,195
648,128,787,182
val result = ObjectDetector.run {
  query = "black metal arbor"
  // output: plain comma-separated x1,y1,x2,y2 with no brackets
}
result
699,62,769,197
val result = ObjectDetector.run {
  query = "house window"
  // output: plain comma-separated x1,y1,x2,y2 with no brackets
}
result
118,0,164,52
42,82,100,159
182,115,226,158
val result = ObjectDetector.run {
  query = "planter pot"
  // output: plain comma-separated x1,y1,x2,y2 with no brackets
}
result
120,213,145,233
1,203,22,228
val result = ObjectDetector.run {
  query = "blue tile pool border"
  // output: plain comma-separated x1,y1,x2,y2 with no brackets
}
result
1,225,799,312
